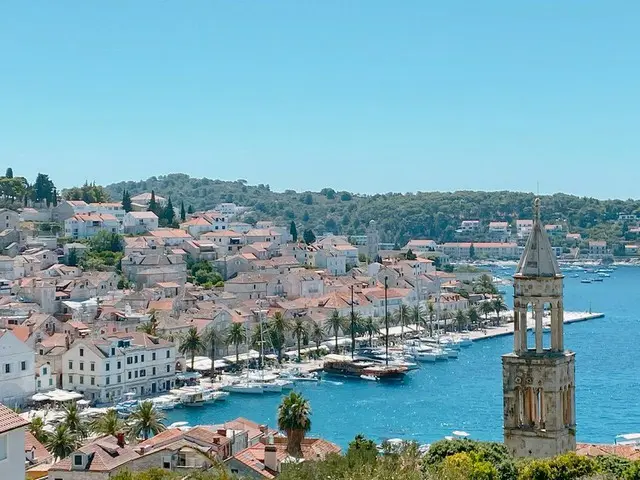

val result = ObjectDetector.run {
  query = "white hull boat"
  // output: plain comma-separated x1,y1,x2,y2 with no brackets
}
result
222,382,264,394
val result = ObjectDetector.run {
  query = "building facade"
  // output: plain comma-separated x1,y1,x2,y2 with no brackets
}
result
503,199,576,458
0,330,36,406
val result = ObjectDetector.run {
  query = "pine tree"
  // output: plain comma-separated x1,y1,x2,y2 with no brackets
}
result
52,188,58,207
303,229,316,245
180,201,186,221
122,190,132,212
5,168,13,178
187,204,194,214
290,221,298,242
163,197,175,224
67,248,78,267
147,190,158,214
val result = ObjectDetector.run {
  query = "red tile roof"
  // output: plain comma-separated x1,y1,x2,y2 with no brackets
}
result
577,443,640,461
0,403,28,434
50,436,140,472
25,431,51,460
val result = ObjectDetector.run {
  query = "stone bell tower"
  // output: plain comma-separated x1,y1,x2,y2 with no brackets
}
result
502,198,576,458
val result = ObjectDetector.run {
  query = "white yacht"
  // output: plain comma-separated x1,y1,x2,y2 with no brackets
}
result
170,387,206,407
151,395,180,410
222,380,265,394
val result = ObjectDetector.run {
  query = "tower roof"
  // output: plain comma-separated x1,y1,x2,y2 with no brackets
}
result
515,198,561,277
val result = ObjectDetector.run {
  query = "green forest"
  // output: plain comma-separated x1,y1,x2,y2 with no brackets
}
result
104,174,639,246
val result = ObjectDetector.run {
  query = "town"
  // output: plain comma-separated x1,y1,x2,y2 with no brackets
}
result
0,174,638,479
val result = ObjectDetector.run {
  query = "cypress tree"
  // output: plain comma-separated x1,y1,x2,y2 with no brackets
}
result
147,190,158,214
187,204,194,214
163,197,175,224
290,221,298,242
122,190,132,212
180,201,186,221
5,168,13,178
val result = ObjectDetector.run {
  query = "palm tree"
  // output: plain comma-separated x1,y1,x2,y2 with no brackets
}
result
127,400,166,441
480,301,494,329
394,304,410,340
62,403,88,439
455,310,467,333
46,424,78,460
291,318,308,362
29,416,49,444
492,297,508,326
277,391,312,458
137,309,158,336
475,274,497,294
269,312,291,363
227,322,247,364
467,306,480,330
325,311,345,354
426,302,435,337
179,327,204,370
203,325,226,380
89,409,125,437
362,316,379,347
310,320,324,356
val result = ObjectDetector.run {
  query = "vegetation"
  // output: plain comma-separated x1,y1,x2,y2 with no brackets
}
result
203,325,227,380
187,259,224,288
291,317,308,361
179,327,205,370
63,182,110,203
325,311,346,353
127,400,166,440
46,424,80,461
29,416,49,444
105,174,640,246
62,402,88,439
227,322,247,364
277,391,312,457
89,409,125,437
77,230,125,271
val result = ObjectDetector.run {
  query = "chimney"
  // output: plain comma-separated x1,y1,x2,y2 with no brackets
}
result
116,432,125,448
217,428,227,436
264,445,278,473
259,424,268,435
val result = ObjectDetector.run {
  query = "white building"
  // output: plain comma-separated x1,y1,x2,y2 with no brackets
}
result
123,211,159,234
0,209,20,230
131,192,166,207
64,213,121,239
403,239,438,253
0,330,36,407
0,404,28,480
460,220,480,232
516,219,534,239
61,332,177,403
180,212,228,239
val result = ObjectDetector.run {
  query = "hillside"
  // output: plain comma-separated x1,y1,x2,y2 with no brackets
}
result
105,174,640,246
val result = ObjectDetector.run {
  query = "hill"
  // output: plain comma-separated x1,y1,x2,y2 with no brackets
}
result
105,174,640,246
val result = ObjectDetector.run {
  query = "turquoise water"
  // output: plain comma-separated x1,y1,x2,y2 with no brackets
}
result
166,266,640,448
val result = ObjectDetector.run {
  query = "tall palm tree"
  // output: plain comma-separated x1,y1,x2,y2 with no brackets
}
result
269,312,291,363
455,310,467,333
325,311,345,354
63,403,88,439
127,400,166,441
480,301,494,329
29,416,49,444
394,304,410,340
475,274,497,294
310,321,324,356
492,297,508,326
291,318,308,362
277,391,312,458
46,424,78,460
203,325,226,380
362,316,380,347
89,409,125,437
467,306,480,330
227,322,247,365
179,327,204,370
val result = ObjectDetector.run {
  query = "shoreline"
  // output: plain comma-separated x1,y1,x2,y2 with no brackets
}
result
468,311,605,342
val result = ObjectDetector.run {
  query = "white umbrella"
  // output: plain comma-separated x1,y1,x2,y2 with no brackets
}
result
32,393,50,402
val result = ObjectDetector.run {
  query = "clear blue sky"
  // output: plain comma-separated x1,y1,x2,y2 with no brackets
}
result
1,1,638,198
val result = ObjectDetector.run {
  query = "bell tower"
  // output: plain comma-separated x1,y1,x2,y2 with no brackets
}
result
502,198,576,458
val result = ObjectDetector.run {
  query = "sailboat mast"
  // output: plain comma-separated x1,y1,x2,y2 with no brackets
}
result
350,285,355,359
384,276,389,366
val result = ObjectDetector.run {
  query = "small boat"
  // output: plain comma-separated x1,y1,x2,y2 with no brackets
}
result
597,272,610,277
360,374,379,381
168,421,189,429
222,381,265,394
151,395,180,410
615,433,640,446
581,279,592,284
443,348,458,359
571,274,579,278
170,388,206,407
592,277,604,282
279,370,320,382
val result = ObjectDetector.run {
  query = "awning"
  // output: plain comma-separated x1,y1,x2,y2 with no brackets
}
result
189,356,228,371
32,389,83,402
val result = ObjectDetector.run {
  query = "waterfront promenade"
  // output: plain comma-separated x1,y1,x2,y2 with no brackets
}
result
468,311,604,342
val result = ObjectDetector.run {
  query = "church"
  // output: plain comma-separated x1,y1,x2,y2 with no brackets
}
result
502,198,576,457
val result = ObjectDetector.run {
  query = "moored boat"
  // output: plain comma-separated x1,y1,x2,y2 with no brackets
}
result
323,354,407,381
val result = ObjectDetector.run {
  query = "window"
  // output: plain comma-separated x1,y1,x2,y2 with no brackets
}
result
49,378,53,386
0,436,7,461
127,357,133,365
79,362,84,371
106,377,110,385
140,354,144,362
128,372,132,380
140,369,146,377
166,350,170,358
152,352,156,361
79,376,84,385
74,454,83,466
21,361,27,371
162,456,171,469
90,363,95,372
166,365,171,373
152,367,156,375
134,355,138,364
91,377,95,385
117,375,122,383
117,361,121,369
134,371,138,378
43,367,48,375
68,375,73,384
79,348,84,357
3,363,9,374
37,380,41,388
68,361,73,370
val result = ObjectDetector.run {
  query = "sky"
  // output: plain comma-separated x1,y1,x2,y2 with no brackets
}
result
1,1,639,199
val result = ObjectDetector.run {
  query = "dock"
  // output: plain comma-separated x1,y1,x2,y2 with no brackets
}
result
468,311,605,342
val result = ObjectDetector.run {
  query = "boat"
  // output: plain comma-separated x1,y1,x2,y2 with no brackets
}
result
323,354,407,381
615,433,640,446
444,348,458,359
168,421,190,429
581,279,592,284
445,430,471,440
356,348,420,370
597,272,610,277
222,380,265,394
170,387,206,407
360,374,379,381
279,369,320,382
151,395,180,410
592,277,604,282
571,274,579,278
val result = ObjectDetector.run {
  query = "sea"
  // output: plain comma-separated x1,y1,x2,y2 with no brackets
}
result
165,265,640,448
